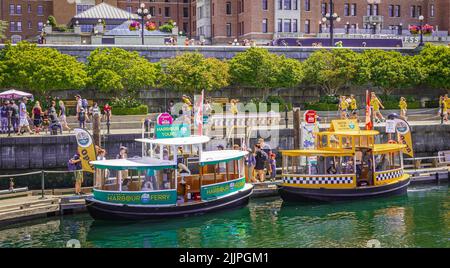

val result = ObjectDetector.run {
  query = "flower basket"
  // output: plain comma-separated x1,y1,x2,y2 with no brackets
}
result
422,24,433,35
409,25,420,35
145,21,157,31
129,21,140,31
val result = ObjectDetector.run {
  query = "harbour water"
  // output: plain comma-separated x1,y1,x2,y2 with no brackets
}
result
0,185,448,248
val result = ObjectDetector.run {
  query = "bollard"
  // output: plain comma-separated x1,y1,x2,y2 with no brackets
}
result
40,170,46,199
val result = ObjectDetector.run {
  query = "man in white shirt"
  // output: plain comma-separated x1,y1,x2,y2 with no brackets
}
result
17,97,33,135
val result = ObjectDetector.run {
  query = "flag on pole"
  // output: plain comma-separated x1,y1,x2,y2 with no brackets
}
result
194,90,204,136
365,90,373,130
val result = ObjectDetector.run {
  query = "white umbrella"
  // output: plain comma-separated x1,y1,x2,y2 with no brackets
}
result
0,89,34,100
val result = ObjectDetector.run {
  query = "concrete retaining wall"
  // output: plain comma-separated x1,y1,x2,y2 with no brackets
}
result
1,123,449,170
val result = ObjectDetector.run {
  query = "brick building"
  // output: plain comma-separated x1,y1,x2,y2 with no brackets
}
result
1,0,449,44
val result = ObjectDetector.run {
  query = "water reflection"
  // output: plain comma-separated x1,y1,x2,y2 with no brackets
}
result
0,185,448,248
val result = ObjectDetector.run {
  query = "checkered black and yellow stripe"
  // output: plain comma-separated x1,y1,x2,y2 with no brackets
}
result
375,169,404,182
283,176,354,185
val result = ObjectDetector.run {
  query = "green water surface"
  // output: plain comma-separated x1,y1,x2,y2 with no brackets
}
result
0,185,448,248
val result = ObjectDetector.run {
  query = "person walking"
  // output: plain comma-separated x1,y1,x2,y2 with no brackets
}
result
17,97,33,135
0,101,8,134
58,100,71,132
11,100,19,133
31,101,43,134
370,92,385,123
443,94,449,123
349,94,358,119
399,97,408,120
339,96,349,119
49,100,62,135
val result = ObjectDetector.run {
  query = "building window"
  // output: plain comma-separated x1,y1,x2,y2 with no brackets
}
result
293,0,298,10
28,21,32,29
284,19,291,32
126,6,132,13
410,6,416,18
374,4,379,15
262,19,268,33
17,22,22,32
37,5,44,16
262,0,268,11
38,22,44,31
278,0,283,10
9,4,15,15
150,7,155,16
395,5,400,17
304,20,309,34
164,7,170,17
284,0,291,10
241,0,244,13
183,7,188,17
430,4,435,17
226,23,232,37
344,4,349,16
351,4,357,16
28,4,31,13
304,0,310,11
16,5,22,15
10,22,15,32
277,19,282,32
417,6,422,17
226,2,232,15
293,19,298,32
321,3,327,16
388,5,394,17
367,4,372,16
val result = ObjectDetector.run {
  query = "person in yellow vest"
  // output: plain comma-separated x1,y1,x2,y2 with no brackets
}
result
399,97,408,120
370,92,385,123
349,94,358,119
230,99,239,115
339,96,349,119
443,94,449,123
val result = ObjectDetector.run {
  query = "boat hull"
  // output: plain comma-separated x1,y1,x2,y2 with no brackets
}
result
86,185,253,221
278,176,410,202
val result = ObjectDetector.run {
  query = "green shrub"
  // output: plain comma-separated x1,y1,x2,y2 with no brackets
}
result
112,104,148,115
110,96,142,108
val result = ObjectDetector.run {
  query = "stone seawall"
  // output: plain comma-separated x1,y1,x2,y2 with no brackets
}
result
0,44,418,63
1,123,449,170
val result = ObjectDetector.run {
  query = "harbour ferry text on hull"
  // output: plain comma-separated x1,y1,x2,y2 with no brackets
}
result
278,119,410,202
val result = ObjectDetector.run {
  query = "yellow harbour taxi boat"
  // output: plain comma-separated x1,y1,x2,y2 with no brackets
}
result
278,119,410,202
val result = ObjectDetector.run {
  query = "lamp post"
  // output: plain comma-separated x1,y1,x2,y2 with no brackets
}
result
398,23,403,35
346,22,350,34
418,15,425,46
319,21,323,33
321,0,341,46
372,22,377,34
137,3,152,45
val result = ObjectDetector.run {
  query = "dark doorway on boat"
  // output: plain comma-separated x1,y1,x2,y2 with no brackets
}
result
356,148,373,187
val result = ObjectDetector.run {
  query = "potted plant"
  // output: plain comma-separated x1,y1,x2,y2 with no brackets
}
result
422,24,433,35
129,21,140,31
145,21,157,31
409,25,420,35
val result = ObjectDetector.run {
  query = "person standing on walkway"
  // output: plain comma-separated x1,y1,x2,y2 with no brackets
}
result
443,94,449,123
269,153,277,181
68,152,83,195
399,97,408,120
58,100,71,132
339,96,349,119
75,95,84,128
17,97,33,135
349,95,358,120
31,101,43,134
49,100,62,135
11,100,19,133
0,101,8,134
370,92,385,123
245,148,256,183
254,144,268,182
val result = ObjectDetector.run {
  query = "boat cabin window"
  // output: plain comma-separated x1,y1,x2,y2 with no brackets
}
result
317,134,354,150
354,136,374,148
374,152,402,172
283,155,355,175
95,168,176,192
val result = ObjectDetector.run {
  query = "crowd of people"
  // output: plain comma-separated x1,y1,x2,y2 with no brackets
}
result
240,138,277,183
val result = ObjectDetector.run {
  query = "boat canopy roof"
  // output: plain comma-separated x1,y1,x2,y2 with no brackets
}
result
317,130,380,136
136,135,210,146
200,150,248,166
281,149,354,157
91,157,177,170
373,144,407,154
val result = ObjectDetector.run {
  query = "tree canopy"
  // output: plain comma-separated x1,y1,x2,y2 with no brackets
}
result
0,21,7,40
0,42,87,94
418,44,450,91
303,49,362,95
159,52,229,93
86,47,158,95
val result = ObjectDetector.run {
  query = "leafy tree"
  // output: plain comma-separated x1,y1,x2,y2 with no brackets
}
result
417,44,450,92
86,47,158,95
303,49,362,95
0,42,87,94
0,21,8,40
275,56,305,89
159,52,229,94
361,50,421,95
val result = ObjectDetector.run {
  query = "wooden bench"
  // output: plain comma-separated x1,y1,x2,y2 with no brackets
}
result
64,99,94,114
211,97,229,105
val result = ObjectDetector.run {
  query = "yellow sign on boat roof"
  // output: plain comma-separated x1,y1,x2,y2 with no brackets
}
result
329,119,360,132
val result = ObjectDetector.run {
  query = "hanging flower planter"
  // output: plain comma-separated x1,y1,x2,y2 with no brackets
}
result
145,21,157,31
409,25,420,35
422,24,434,35
129,21,141,31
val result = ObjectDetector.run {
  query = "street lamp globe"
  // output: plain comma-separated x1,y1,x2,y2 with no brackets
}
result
336,17,341,22
332,13,338,18
419,15,424,21
144,9,148,14
137,8,142,14
140,3,145,9
322,17,327,22
325,13,330,18
146,14,152,20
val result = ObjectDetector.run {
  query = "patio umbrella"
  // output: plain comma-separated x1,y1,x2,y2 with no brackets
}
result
0,89,34,100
